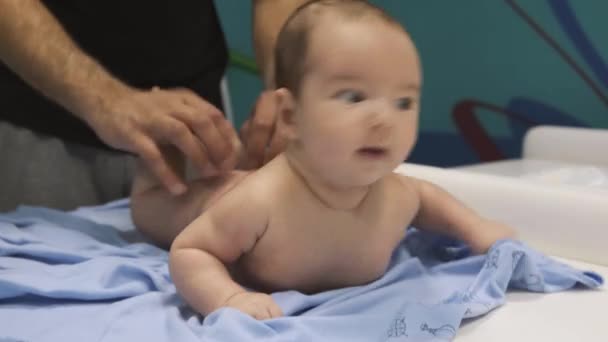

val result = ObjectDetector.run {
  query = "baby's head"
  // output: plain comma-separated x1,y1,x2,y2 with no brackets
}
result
274,0,422,187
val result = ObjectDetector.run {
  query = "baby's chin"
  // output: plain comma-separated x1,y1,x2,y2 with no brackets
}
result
314,161,401,187
325,169,391,188
357,161,404,181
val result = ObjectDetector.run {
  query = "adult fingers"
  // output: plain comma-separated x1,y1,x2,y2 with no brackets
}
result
244,92,278,168
134,134,186,195
173,92,233,168
162,118,211,177
211,113,241,171
264,128,288,164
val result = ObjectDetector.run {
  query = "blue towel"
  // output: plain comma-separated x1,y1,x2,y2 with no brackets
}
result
0,201,603,341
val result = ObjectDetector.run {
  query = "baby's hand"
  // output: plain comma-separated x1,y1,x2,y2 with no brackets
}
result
467,219,517,254
223,291,283,320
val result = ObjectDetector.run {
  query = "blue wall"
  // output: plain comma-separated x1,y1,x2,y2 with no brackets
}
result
216,0,608,166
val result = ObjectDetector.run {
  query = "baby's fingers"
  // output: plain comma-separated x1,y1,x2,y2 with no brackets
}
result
249,302,282,320
267,300,283,318
249,305,272,320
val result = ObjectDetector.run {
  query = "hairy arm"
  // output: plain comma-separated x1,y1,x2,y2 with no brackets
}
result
1,0,244,210
0,0,129,122
169,184,267,316
252,0,310,87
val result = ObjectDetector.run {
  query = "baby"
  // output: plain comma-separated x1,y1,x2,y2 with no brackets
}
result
169,0,516,320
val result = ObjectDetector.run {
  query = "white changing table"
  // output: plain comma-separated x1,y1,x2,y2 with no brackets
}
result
396,126,608,341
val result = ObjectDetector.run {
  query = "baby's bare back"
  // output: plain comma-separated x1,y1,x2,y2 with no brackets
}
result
231,159,420,294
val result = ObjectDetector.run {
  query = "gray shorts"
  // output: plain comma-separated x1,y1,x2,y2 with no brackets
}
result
0,120,135,212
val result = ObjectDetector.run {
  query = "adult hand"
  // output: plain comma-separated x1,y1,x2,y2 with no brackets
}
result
84,86,241,195
239,90,288,169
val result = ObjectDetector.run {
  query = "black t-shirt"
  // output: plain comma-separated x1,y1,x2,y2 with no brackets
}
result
0,0,228,149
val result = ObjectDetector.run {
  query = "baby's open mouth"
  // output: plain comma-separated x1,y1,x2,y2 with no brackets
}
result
357,147,388,158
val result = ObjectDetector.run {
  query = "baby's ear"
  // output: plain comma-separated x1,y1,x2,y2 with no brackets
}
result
275,87,298,140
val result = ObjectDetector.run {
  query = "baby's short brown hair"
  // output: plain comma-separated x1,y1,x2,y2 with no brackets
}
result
274,0,403,96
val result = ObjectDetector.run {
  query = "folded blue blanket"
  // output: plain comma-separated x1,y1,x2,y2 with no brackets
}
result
0,200,602,341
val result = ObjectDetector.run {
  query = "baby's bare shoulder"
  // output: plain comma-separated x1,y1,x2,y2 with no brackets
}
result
215,163,290,217
381,173,422,211
385,173,419,196
222,171,273,207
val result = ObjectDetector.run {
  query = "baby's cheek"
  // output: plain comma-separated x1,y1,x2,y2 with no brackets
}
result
398,126,417,154
312,134,348,156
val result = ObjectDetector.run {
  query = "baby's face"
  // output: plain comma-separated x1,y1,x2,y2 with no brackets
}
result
290,16,422,187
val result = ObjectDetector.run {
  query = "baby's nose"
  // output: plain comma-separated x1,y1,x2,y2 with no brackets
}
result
367,105,393,129
366,110,393,139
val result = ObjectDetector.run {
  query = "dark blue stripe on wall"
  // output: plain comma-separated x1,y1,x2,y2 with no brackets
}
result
549,0,608,89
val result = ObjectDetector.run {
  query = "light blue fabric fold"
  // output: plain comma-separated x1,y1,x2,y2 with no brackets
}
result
0,201,602,341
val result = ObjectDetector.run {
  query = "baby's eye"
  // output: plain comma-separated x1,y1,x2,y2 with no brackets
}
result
396,97,413,110
335,90,366,104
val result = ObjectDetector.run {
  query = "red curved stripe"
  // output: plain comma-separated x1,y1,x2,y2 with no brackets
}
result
453,1,606,162
452,99,538,161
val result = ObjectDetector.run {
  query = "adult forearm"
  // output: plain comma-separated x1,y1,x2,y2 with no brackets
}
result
0,0,129,121
252,0,309,88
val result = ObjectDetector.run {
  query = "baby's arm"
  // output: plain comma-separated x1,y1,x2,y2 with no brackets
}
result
403,176,516,254
169,184,282,319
